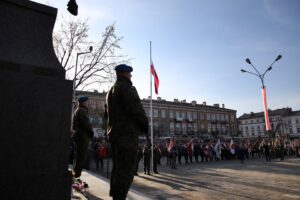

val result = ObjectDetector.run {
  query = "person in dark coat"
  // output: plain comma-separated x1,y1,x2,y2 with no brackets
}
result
143,145,151,175
263,140,271,162
177,143,184,164
72,96,94,178
153,145,161,174
105,64,149,200
237,144,245,164
193,140,201,163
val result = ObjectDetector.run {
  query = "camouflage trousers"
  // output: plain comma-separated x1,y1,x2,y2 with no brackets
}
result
73,136,90,178
110,143,138,200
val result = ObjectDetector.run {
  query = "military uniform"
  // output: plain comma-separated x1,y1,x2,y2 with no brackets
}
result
105,66,148,200
72,104,94,178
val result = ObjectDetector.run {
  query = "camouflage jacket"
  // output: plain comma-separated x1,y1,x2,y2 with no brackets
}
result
73,106,94,139
105,76,148,148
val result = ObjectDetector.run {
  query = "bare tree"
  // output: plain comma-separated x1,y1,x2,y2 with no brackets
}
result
53,17,128,91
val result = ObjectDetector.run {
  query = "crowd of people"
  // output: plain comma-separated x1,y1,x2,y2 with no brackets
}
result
80,136,299,176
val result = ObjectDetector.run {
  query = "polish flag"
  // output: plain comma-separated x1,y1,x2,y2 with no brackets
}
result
151,59,159,95
262,87,272,131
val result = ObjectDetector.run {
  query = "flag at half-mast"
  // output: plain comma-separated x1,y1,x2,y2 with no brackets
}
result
151,59,159,95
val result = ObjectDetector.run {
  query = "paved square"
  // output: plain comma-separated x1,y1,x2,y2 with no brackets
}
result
130,157,300,200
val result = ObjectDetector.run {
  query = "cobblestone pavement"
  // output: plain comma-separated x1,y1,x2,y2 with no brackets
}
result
90,157,300,200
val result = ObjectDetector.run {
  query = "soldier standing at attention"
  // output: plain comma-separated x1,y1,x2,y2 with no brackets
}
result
105,64,149,200
72,96,94,178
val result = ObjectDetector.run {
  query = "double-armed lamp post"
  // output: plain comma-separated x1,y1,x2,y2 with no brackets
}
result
241,55,282,136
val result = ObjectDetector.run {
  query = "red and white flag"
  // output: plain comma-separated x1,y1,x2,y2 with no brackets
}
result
151,59,159,95
262,87,272,131
167,138,176,152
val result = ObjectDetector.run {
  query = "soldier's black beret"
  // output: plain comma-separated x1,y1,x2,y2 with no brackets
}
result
114,64,133,73
78,96,88,103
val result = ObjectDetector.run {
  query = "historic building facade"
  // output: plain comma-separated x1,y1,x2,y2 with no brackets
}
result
238,108,300,138
75,91,238,138
142,98,237,138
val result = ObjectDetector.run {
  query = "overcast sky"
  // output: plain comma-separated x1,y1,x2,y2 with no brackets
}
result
34,0,300,116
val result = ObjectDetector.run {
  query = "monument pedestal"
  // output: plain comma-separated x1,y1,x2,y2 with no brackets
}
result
0,1,72,199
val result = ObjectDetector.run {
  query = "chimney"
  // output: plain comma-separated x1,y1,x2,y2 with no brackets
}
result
182,99,186,103
213,104,220,107
203,101,206,106
94,90,98,93
174,99,179,103
191,100,197,106
222,104,225,108
157,97,161,101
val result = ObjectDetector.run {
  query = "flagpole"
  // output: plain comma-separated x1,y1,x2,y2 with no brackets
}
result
150,41,154,174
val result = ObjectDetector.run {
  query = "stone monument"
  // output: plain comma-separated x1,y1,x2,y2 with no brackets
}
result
0,0,72,199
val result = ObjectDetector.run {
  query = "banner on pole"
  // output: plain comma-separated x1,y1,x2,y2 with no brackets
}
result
262,87,272,131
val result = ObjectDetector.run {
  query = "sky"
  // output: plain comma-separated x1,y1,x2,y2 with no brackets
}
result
34,0,300,116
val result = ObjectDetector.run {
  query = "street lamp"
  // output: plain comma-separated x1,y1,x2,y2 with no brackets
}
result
241,55,282,88
241,55,282,137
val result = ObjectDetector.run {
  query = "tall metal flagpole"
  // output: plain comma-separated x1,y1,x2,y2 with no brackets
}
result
150,41,154,174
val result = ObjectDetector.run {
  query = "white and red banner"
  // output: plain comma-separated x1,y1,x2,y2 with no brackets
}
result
262,87,272,131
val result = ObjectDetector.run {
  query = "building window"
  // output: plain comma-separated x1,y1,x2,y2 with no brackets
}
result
221,114,225,121
207,113,211,120
297,127,300,133
296,119,299,124
200,123,205,131
288,120,292,125
176,123,181,132
211,113,216,121
187,112,192,121
153,109,158,118
289,128,293,133
176,111,180,118
199,113,204,120
187,124,192,133
182,123,186,133
251,126,255,135
250,120,253,124
169,111,174,118
146,109,151,117
182,111,186,119
216,114,220,121
170,122,174,133
207,123,211,133
225,114,229,121
154,121,159,128
161,110,166,118
193,123,198,132
193,112,197,120
231,115,235,121
212,124,216,132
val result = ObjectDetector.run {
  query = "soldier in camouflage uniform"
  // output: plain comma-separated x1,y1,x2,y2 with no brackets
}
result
105,64,149,200
72,96,94,178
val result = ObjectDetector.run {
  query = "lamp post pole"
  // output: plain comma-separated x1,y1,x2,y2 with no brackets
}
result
241,55,282,138
71,46,93,126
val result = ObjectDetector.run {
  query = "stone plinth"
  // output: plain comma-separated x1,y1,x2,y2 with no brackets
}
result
0,0,72,199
